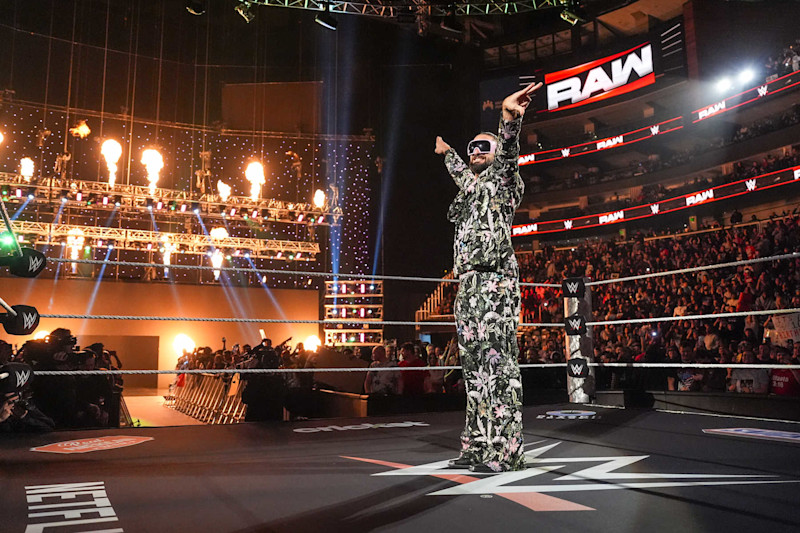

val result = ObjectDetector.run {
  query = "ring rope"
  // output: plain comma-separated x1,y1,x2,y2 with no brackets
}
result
585,252,800,287
38,313,564,328
46,257,561,288
31,362,800,376
586,307,800,327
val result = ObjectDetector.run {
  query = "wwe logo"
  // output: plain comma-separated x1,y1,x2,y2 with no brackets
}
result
28,255,43,273
649,125,660,135
565,282,580,294
650,203,660,214
757,85,768,97
567,318,583,330
745,179,757,191
564,220,573,229
22,313,36,330
569,363,584,375
561,148,571,157
15,369,30,388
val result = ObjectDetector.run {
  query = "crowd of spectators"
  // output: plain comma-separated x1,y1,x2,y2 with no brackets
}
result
528,98,800,197
0,329,123,432
765,39,800,79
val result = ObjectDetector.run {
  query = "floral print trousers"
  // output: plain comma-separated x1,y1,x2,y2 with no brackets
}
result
454,271,525,471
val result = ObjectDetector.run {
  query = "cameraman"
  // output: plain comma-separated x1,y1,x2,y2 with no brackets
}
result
0,365,55,433
19,328,80,428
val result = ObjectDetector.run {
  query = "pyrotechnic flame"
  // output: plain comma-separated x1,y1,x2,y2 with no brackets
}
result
0,132,4,145
313,189,325,208
141,149,164,194
245,161,265,201
69,120,91,139
161,234,177,277
210,249,224,280
20,158,34,182
217,180,231,202
209,227,229,240
101,139,122,188
66,228,85,274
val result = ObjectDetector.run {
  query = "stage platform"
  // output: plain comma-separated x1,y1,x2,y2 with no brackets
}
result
2,405,799,532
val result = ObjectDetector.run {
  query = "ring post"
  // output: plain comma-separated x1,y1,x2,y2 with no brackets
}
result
562,277,595,403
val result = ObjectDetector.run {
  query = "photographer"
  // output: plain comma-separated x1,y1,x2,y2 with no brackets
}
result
19,328,80,428
0,363,55,433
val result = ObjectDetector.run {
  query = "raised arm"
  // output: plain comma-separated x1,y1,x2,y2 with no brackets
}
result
495,82,542,170
435,136,472,191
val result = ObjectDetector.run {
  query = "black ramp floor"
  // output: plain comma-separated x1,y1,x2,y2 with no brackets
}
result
2,404,799,532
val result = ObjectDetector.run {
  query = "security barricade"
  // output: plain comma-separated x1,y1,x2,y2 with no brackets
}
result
170,372,247,424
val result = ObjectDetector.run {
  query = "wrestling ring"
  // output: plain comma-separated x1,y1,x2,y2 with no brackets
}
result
2,251,800,532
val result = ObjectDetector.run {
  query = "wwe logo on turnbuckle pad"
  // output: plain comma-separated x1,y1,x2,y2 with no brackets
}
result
562,278,585,298
564,314,587,336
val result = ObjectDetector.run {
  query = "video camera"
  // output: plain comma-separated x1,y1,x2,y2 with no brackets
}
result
19,328,79,370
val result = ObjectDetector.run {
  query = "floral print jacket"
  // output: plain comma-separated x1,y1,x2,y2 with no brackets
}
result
445,116,524,278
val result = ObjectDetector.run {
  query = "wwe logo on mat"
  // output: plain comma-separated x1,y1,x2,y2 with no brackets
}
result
344,441,799,512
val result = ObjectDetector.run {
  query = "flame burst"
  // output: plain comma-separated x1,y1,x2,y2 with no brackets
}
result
101,139,123,188
217,180,231,202
245,161,265,201
66,228,85,274
141,149,164,195
19,158,34,182
69,120,91,139
210,249,224,280
313,189,326,208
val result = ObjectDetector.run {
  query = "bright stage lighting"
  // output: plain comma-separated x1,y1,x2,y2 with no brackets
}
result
19,158,34,182
738,68,754,84
210,249,224,280
305,335,322,352
209,227,229,240
315,3,337,30
173,334,196,357
716,77,732,93
235,1,255,23
0,132,4,145
313,189,326,208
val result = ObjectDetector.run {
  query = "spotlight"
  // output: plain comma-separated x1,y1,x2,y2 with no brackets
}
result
738,68,754,84
716,77,732,93
102,195,110,206
114,195,122,207
76,191,83,202
235,1,255,23
560,9,584,26
156,199,164,210
180,203,188,213
192,202,200,214
146,198,154,210
27,187,35,200
315,3,337,30
186,0,206,16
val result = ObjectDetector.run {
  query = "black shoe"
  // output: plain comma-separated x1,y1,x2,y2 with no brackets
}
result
469,463,503,474
447,456,473,469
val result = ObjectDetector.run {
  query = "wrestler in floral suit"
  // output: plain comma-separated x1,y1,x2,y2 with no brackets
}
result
434,82,541,472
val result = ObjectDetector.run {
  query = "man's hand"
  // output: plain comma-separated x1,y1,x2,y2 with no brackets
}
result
502,82,543,120
1,393,18,423
435,136,451,155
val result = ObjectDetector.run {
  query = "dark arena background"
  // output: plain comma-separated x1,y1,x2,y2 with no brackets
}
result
1,1,800,532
